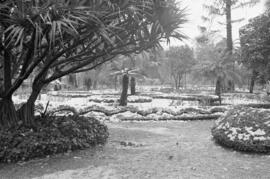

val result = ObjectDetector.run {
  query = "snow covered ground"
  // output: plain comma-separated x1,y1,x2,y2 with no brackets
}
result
12,89,269,122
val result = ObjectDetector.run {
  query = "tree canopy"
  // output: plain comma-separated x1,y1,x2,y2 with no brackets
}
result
240,12,270,82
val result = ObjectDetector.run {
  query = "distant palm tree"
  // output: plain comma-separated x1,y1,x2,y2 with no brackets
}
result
111,68,146,106
193,41,243,104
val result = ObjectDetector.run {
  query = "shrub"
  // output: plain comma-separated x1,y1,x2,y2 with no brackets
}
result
212,106,270,153
0,116,109,163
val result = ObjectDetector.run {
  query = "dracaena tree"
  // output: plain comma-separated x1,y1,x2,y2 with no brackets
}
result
0,0,187,128
110,55,147,106
111,68,144,106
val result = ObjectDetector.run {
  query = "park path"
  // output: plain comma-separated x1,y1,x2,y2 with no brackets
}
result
0,121,270,179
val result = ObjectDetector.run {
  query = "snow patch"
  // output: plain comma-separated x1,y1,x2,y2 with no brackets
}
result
245,127,266,136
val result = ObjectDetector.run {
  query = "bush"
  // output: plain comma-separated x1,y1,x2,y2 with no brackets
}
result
212,106,270,153
0,116,109,163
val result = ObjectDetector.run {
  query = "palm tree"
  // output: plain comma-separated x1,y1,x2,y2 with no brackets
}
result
194,39,243,104
111,67,146,106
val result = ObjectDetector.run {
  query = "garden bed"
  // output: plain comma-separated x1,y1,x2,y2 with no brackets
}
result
212,106,270,153
80,105,227,122
88,95,152,103
141,93,220,105
27,102,228,122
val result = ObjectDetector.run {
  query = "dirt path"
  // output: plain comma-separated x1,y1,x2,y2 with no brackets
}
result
0,121,270,179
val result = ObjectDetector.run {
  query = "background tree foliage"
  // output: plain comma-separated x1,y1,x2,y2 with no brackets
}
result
193,28,244,102
240,12,270,92
164,45,195,89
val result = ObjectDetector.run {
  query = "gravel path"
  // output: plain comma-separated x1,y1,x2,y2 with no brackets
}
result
0,121,270,179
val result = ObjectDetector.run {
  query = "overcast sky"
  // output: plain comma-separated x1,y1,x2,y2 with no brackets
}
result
164,0,266,48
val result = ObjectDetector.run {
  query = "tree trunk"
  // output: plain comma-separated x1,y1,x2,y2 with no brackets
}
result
0,49,19,129
225,0,235,92
93,80,98,90
215,76,222,105
0,97,18,129
178,73,182,89
173,74,179,90
226,0,233,54
130,77,136,95
114,76,117,90
249,71,256,93
17,84,43,127
184,72,187,89
119,74,129,106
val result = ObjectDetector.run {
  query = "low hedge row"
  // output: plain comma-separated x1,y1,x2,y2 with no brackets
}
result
0,116,109,163
88,96,152,103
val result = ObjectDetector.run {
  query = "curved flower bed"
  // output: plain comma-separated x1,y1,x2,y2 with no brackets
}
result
80,105,226,122
0,116,109,163
212,106,270,153
33,102,228,122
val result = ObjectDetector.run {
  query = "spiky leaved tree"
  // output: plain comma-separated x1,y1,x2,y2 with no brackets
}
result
111,67,145,106
110,54,147,95
0,0,187,128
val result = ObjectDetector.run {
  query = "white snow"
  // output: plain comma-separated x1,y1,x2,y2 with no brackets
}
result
146,114,160,121
245,127,266,136
229,127,241,135
227,133,236,141
84,111,109,121
264,121,270,127
253,136,270,141
237,134,250,141
111,111,143,121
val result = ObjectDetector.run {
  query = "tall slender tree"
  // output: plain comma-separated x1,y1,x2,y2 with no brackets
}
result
204,0,259,54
